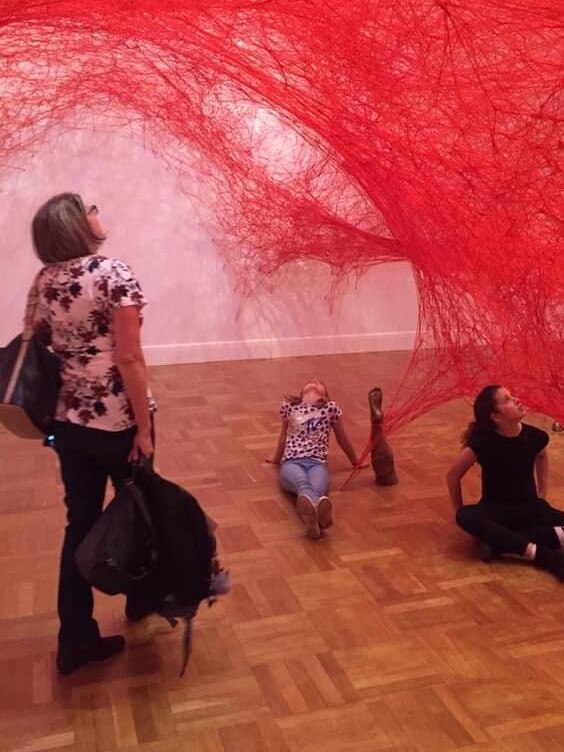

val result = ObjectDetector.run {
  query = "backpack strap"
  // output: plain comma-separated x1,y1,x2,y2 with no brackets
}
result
179,618,193,677
23,271,43,340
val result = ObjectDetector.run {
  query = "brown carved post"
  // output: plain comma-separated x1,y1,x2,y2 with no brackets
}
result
368,387,398,485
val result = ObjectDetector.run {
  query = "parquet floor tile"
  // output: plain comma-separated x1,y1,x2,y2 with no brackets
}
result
3,351,564,751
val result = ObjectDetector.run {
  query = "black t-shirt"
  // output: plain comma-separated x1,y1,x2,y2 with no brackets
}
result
468,423,548,505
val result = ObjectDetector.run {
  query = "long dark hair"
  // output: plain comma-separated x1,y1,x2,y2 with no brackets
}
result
462,384,501,445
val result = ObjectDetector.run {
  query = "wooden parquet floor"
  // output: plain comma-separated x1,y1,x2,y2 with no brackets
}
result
3,351,564,752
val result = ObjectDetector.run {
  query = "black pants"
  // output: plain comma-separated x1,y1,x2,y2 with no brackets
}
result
456,497,564,556
53,420,136,648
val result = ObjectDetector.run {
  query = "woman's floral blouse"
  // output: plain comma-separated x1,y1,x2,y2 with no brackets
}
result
31,255,147,431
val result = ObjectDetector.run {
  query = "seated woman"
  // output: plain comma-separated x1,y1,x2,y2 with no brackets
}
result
267,380,363,539
446,384,564,579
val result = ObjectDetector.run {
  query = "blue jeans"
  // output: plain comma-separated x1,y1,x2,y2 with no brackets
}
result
280,458,330,505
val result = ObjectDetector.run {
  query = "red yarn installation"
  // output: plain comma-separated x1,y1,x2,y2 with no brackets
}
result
1,1,563,430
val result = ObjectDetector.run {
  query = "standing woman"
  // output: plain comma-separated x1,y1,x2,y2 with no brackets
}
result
447,384,564,579
268,380,363,539
29,193,153,674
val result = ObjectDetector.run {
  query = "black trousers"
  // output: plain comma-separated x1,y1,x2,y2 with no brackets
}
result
53,420,136,648
456,497,564,556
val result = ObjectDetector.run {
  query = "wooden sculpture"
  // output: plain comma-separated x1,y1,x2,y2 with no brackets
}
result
368,387,398,486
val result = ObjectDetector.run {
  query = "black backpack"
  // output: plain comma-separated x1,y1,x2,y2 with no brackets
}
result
128,466,216,675
135,466,214,606
75,465,216,675
74,478,156,595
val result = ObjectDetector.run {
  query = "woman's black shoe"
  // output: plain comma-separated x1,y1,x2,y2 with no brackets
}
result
56,635,126,675
478,541,496,562
534,547,564,580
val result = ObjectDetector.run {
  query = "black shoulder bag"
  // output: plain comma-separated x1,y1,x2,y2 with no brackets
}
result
0,276,60,438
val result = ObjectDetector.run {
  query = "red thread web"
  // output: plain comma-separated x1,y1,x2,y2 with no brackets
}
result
1,1,563,430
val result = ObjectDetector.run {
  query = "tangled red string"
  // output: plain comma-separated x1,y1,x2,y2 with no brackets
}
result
1,1,563,430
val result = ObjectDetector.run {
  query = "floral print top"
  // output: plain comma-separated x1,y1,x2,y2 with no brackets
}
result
31,254,147,431
280,400,343,462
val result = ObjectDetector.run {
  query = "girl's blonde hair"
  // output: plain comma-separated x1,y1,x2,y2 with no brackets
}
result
286,380,329,406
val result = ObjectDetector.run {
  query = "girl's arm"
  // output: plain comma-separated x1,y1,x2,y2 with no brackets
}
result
333,418,361,466
446,447,477,510
535,448,549,498
267,419,288,464
113,305,153,461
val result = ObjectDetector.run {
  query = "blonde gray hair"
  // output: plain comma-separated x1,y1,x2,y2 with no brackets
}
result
32,192,105,264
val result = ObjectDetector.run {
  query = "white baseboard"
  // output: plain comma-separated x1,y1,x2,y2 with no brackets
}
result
143,331,416,365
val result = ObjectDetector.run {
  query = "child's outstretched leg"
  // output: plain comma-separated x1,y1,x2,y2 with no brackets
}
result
280,460,329,539
307,461,332,530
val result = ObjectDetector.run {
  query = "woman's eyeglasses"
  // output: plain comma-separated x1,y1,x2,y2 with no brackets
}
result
71,194,99,217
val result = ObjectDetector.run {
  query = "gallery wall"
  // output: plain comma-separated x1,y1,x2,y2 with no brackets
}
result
1,127,417,365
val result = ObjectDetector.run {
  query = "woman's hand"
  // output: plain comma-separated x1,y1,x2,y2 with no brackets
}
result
129,427,154,463
265,457,280,465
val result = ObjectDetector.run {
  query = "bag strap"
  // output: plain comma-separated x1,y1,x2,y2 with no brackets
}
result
23,272,41,341
4,274,42,403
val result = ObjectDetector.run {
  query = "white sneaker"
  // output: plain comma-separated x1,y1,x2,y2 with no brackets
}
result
317,496,333,529
297,494,321,539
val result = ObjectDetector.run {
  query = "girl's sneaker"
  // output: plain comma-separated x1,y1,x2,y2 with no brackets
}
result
317,496,333,529
297,494,321,539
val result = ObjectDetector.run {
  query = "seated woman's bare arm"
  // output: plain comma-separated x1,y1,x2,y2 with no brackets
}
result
446,447,477,510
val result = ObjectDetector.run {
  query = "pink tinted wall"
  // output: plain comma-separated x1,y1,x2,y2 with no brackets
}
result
1,128,417,364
